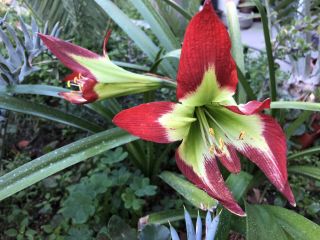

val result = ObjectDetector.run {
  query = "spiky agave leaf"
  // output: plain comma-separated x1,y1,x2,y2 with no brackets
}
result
169,209,219,240
0,15,61,84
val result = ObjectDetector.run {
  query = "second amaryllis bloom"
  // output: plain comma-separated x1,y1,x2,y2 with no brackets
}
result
39,32,170,104
113,1,295,216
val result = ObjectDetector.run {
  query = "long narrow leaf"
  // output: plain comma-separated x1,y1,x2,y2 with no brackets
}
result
0,95,103,132
271,101,320,111
139,209,199,228
94,0,176,78
288,166,320,181
225,1,246,103
236,66,256,101
0,85,116,121
129,0,180,51
184,208,196,240
159,171,218,210
253,0,277,105
285,111,312,138
161,0,193,20
0,128,138,201
288,146,320,160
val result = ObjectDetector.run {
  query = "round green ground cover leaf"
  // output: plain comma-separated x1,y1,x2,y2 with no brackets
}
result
0,128,138,201
159,171,218,210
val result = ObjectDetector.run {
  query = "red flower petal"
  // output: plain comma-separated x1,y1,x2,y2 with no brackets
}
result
113,102,193,143
176,150,245,216
177,1,238,101
63,72,80,82
226,99,271,115
39,34,99,79
236,114,296,206
218,144,241,173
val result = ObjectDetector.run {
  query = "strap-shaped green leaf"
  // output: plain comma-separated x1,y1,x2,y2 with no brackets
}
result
246,204,288,240
288,146,320,160
139,209,199,228
94,0,176,78
159,171,218,210
253,0,277,105
285,111,312,138
0,128,138,201
0,95,103,132
161,0,193,20
129,0,180,52
225,0,246,103
288,166,320,181
0,85,117,122
246,204,320,240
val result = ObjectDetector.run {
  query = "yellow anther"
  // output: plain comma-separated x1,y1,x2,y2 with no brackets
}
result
209,128,215,136
239,131,246,140
73,77,78,83
209,145,215,154
67,81,71,88
219,138,225,151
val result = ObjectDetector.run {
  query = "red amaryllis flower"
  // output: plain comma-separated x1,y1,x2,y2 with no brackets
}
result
39,32,166,104
113,1,295,216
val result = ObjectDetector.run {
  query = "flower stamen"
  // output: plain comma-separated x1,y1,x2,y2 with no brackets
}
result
219,137,225,151
209,145,215,154
209,128,215,136
239,131,245,140
66,73,84,91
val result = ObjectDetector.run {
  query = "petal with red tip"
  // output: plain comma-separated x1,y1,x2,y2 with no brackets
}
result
205,105,295,205
177,2,238,101
176,121,245,216
217,144,241,173
39,34,99,79
40,34,165,86
226,99,271,115
113,102,196,143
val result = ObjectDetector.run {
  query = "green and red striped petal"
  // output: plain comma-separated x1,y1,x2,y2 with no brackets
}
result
176,120,245,216
40,34,164,85
176,1,238,102
113,102,196,143
39,34,99,80
205,105,295,206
